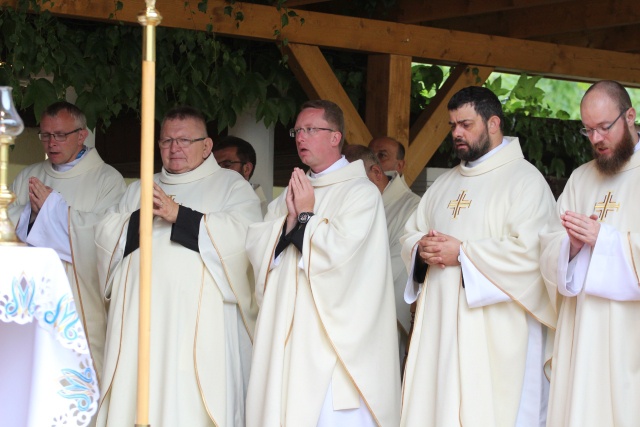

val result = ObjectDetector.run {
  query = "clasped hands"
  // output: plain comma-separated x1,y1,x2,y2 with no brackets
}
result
153,183,179,223
417,230,462,269
561,211,600,259
285,167,314,234
28,177,53,223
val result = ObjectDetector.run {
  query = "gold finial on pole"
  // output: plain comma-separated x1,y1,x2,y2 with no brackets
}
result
136,1,161,426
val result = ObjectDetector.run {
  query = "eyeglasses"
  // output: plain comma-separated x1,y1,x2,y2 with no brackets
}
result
580,110,626,137
38,128,82,142
158,137,206,148
289,127,334,138
218,160,245,168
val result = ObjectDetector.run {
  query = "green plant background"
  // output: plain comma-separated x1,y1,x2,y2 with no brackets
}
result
2,0,636,178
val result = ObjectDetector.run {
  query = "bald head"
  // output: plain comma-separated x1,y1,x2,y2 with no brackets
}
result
580,80,637,175
342,144,389,193
368,136,406,174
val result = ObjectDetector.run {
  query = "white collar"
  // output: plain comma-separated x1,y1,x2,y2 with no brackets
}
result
310,155,349,178
465,138,508,168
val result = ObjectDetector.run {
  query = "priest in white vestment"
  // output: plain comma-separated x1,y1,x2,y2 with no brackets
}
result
343,144,420,367
540,80,640,427
94,107,262,427
400,87,557,427
245,100,401,427
9,101,126,384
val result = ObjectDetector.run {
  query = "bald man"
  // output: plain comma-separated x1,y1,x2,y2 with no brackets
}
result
369,136,406,175
540,80,640,427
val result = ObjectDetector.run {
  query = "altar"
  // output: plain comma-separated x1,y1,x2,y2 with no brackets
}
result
0,246,99,427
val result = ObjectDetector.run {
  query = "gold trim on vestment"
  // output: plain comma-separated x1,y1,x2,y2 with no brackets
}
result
97,255,134,423
460,246,556,330
193,264,219,427
627,231,640,285
306,218,383,427
203,217,253,343
67,206,101,389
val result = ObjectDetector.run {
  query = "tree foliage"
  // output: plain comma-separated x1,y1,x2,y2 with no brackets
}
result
1,0,593,177
0,0,305,131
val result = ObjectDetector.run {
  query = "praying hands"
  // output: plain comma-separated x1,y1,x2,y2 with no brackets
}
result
28,176,53,223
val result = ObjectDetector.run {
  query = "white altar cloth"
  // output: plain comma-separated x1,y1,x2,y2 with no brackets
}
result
0,246,99,427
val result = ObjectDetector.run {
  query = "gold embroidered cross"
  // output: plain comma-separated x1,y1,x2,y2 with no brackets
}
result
448,190,472,219
594,191,620,221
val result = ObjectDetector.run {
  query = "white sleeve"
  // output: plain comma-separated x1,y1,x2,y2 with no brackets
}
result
583,223,640,301
15,203,32,243
404,243,422,304
461,248,510,308
559,236,590,297
24,192,71,263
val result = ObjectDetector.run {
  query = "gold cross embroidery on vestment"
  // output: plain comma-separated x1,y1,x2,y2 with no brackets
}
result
593,191,620,221
448,190,472,219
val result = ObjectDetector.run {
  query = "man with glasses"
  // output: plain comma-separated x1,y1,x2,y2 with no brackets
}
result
9,101,126,381
94,106,262,426
245,100,401,426
213,135,268,216
540,80,640,427
400,86,557,427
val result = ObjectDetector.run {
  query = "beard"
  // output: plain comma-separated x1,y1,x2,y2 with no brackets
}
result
593,125,636,176
454,127,492,162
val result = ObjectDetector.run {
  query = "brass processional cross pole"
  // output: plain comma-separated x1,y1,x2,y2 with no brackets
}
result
136,1,161,426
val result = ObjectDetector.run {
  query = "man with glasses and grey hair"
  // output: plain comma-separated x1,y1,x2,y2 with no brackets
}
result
9,100,126,382
540,80,640,427
94,106,261,427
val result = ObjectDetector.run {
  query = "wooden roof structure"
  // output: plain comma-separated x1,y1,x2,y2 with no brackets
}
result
37,0,640,184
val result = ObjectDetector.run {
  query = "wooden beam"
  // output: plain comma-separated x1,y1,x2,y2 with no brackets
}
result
37,0,640,86
285,43,372,146
365,54,412,145
395,0,570,24
403,65,493,186
532,24,640,53
423,0,640,40
286,0,333,6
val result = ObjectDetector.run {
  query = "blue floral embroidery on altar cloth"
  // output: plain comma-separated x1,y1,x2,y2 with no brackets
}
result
57,368,96,412
5,275,36,319
44,294,80,341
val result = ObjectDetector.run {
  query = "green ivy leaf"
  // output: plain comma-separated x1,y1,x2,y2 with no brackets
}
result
22,78,58,121
75,90,108,130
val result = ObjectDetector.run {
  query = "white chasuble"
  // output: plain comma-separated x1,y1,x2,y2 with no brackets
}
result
540,150,640,427
382,173,420,364
94,156,261,427
245,160,401,427
400,138,557,427
9,149,126,383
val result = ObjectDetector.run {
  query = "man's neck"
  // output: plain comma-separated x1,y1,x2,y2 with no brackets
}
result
309,154,343,175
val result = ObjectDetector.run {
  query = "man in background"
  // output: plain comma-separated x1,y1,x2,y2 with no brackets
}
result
214,135,267,216
369,136,406,175
343,144,420,368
